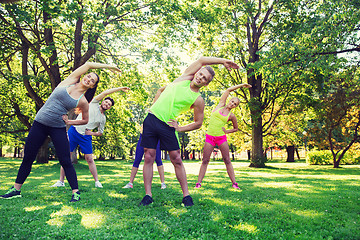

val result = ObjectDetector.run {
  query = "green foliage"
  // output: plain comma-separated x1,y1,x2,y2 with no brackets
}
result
307,150,360,165
0,0,187,156
176,0,360,168
306,150,333,165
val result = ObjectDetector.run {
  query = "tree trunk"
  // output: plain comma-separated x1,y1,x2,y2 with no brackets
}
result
249,113,266,167
286,146,295,162
192,150,195,160
333,159,340,168
295,147,300,160
13,146,17,158
248,64,266,167
17,146,21,158
36,138,50,164
184,150,190,160
229,144,235,161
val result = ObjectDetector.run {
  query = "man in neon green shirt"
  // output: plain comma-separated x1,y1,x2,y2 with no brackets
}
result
139,57,239,206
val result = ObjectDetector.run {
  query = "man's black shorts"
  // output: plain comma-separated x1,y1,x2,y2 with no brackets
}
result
140,113,180,151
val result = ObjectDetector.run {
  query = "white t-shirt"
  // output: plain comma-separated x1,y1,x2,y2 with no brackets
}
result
75,99,106,135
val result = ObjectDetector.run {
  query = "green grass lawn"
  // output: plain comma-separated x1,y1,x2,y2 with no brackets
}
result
0,157,359,240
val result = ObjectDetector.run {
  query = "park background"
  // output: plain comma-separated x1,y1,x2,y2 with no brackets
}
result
0,0,359,239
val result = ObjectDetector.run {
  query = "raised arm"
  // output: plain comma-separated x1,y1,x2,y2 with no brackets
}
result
93,87,130,101
218,83,252,107
167,96,205,132
58,62,121,87
173,57,240,83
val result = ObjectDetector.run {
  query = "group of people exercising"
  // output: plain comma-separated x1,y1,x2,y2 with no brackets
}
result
1,57,251,206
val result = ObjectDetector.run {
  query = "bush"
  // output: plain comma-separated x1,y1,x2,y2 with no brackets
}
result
306,150,333,165
342,152,360,164
307,150,360,165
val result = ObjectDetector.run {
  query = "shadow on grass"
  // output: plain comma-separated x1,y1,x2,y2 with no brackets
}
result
0,157,359,239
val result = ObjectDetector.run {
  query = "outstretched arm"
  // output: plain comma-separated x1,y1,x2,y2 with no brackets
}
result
222,113,238,134
58,62,121,87
173,57,240,83
93,87,130,101
167,96,205,132
218,83,252,107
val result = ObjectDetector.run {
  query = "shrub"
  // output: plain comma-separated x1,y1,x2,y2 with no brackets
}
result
306,150,332,165
307,150,360,165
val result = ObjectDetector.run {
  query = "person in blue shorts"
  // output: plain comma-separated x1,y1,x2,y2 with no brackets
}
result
51,86,130,188
1,62,121,202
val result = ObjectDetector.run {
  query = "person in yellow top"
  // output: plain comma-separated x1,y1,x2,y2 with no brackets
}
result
139,57,240,207
195,83,251,189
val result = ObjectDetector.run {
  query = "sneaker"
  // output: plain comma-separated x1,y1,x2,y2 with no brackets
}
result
139,195,153,206
182,195,194,207
195,182,201,188
95,181,103,188
0,187,21,199
232,182,241,190
70,191,81,202
161,182,166,189
123,182,133,189
51,181,65,187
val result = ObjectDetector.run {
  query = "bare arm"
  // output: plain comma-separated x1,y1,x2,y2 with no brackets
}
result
222,113,238,134
93,87,130,101
58,62,121,87
152,86,166,104
218,83,252,107
173,57,240,83
167,96,205,132
84,129,103,137
62,98,89,125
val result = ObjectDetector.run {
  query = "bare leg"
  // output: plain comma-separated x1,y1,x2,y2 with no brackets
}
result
14,183,22,190
84,154,99,182
218,141,237,184
169,150,189,197
197,142,214,184
157,165,165,183
143,148,156,196
129,167,139,184
59,166,65,182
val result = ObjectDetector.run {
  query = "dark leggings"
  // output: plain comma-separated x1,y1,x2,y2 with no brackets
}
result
15,121,78,190
133,134,162,168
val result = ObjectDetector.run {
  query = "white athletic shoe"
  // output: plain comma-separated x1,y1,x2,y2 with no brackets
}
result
123,182,133,189
95,181,103,188
51,181,65,187
161,182,167,189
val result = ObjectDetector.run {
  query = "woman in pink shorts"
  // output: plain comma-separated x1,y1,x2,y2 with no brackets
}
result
195,83,251,189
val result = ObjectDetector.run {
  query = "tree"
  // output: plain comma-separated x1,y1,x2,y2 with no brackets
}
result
0,0,178,162
306,68,360,168
184,0,360,167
